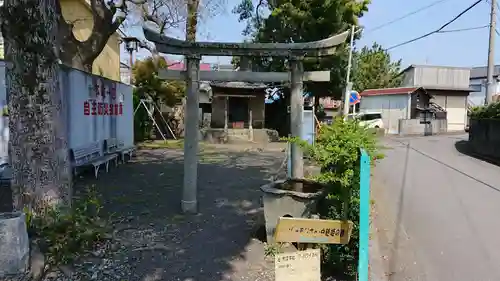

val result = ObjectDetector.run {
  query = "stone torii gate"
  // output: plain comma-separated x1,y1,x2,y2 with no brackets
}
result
143,26,349,213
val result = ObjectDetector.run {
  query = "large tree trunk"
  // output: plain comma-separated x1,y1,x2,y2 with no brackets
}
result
57,0,122,73
2,0,72,212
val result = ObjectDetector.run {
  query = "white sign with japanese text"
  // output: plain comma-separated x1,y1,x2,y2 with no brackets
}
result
275,249,321,281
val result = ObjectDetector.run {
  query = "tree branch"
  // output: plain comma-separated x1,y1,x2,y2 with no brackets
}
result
77,0,124,69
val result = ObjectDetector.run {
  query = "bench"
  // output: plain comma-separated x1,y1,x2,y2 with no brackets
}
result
104,138,121,167
105,138,120,154
105,138,136,163
117,140,136,163
71,142,118,179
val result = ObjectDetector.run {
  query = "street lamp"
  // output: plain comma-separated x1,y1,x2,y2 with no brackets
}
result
122,36,140,81
123,36,140,53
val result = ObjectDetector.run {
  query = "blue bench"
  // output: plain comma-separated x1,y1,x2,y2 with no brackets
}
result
118,140,136,163
104,138,120,167
71,142,118,179
106,138,135,163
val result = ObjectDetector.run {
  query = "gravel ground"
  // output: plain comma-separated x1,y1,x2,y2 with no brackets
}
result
50,145,289,281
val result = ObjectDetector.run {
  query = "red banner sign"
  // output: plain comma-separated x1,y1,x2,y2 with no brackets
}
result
85,79,122,116
84,100,123,116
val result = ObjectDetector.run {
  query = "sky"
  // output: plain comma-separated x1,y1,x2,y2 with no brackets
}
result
123,0,499,68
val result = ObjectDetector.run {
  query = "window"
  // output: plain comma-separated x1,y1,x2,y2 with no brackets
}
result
359,113,382,121
470,84,482,92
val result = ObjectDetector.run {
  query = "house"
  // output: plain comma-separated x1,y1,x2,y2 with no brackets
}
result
120,62,131,84
210,81,267,130
469,65,500,106
318,97,342,117
360,65,475,135
164,59,214,122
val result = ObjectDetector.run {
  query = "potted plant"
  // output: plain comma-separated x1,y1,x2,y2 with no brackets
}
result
260,177,326,243
260,117,383,279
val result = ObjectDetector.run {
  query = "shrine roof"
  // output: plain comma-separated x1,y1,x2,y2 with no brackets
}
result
209,81,268,90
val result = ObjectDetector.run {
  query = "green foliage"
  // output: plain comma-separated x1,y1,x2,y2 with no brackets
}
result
469,103,500,119
133,91,152,142
233,0,370,98
133,57,186,107
232,0,254,23
26,188,109,275
264,242,284,257
289,118,383,278
351,42,402,92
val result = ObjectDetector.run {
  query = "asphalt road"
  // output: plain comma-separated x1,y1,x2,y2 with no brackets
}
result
372,134,500,281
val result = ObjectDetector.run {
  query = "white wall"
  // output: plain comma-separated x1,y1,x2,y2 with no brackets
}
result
431,94,467,132
64,66,133,150
446,96,467,131
468,78,500,106
0,60,5,106
360,94,410,134
412,67,470,89
469,78,486,106
117,82,134,148
401,68,415,86
0,64,134,165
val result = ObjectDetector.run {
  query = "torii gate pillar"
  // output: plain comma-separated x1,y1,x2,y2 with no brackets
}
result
182,55,201,213
289,58,304,186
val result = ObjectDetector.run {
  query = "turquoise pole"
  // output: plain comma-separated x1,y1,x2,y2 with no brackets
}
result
358,149,370,281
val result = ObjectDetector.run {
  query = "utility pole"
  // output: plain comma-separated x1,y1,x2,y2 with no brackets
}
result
486,0,497,105
343,25,356,116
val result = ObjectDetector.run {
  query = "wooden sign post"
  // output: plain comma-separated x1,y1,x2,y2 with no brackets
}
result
274,217,353,245
274,217,353,281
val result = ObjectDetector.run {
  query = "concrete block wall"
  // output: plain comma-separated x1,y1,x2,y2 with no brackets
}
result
398,119,448,136
469,119,500,158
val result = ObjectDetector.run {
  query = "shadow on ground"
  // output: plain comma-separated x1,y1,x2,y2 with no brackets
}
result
73,147,285,281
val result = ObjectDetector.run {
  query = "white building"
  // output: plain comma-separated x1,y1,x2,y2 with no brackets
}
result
360,65,475,134
469,65,500,106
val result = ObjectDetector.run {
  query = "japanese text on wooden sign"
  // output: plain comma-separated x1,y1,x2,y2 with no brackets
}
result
275,249,321,281
84,80,123,116
274,217,353,244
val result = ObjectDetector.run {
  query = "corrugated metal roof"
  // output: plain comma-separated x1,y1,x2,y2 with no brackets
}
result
360,85,475,97
470,65,500,79
360,87,418,96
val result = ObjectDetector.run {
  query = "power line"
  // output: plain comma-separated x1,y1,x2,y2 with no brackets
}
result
366,0,453,34
437,25,489,33
386,0,484,51
485,0,500,35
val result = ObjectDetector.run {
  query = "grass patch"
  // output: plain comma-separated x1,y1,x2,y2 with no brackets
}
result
199,152,228,164
138,140,208,150
138,140,184,149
